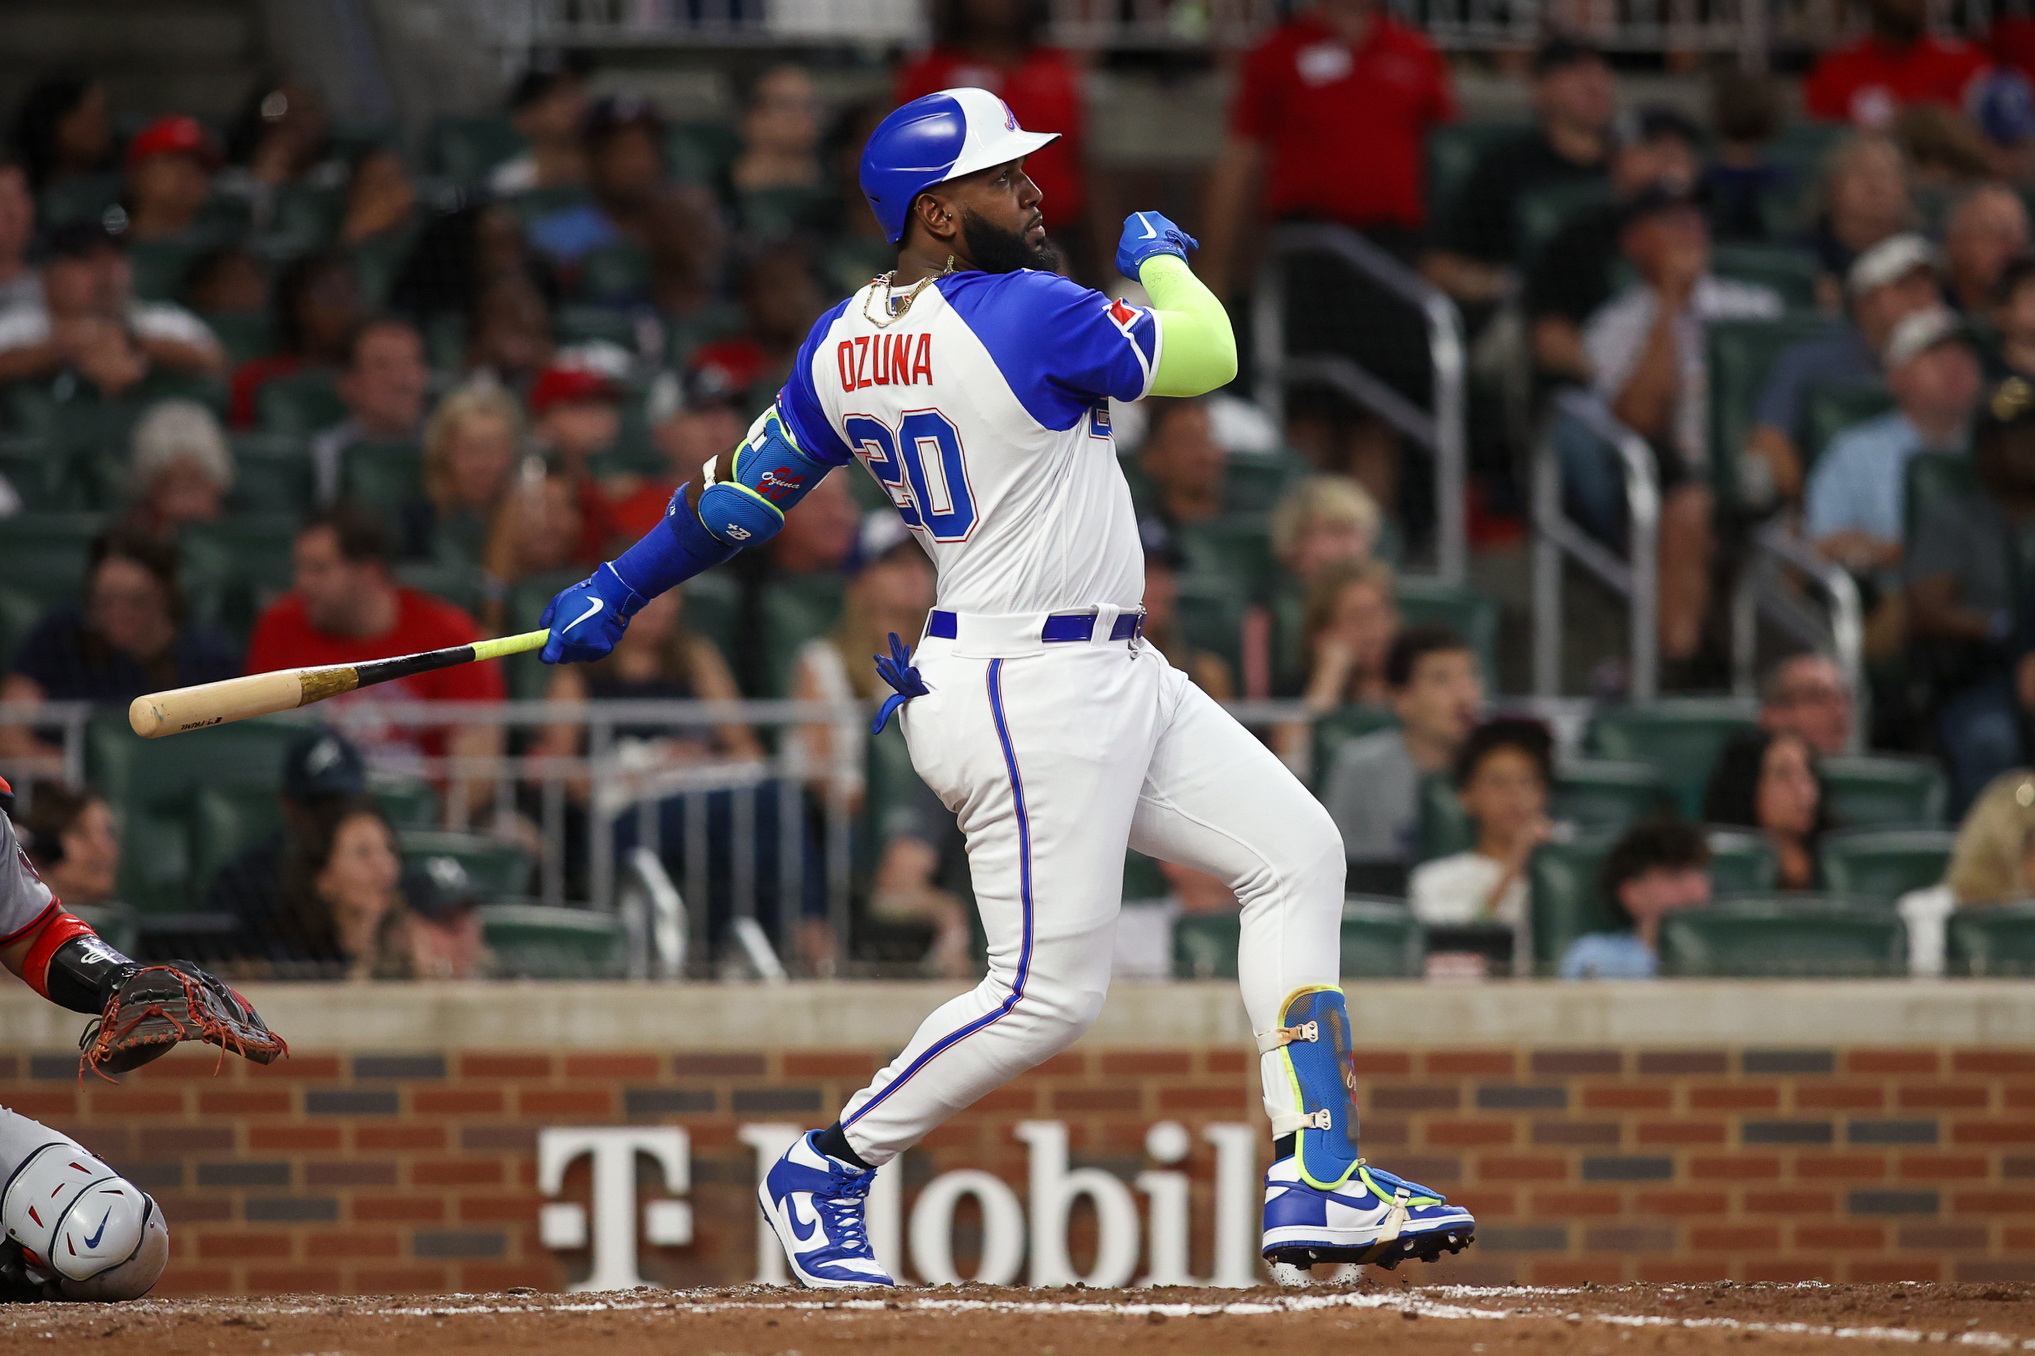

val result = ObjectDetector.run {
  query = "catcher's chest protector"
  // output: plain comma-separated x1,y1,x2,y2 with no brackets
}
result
1259,985,1364,1189
1,1134,165,1295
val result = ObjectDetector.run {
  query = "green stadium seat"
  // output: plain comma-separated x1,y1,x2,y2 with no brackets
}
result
202,311,275,365
1123,849,1171,903
1706,314,1842,498
428,114,526,185
1800,383,1897,472
669,121,742,188
480,903,628,978
351,229,417,308
1339,899,1426,978
1397,579,1500,691
1820,754,1948,829
1551,758,1669,833
1587,699,1760,819
400,831,532,901
178,516,300,642
1225,454,1300,513
1310,705,1397,796
1708,243,1821,311
254,371,347,436
738,184,833,237
761,574,847,698
663,304,747,371
1658,899,1906,977
1178,517,1278,602
127,238,209,303
36,172,121,227
1516,180,1617,265
1527,836,1617,971
373,780,441,829
0,435,73,511
1905,451,1979,542
0,585,43,669
0,512,106,605
1817,827,1955,903
1173,575,1247,688
505,184,595,228
1173,912,1240,978
189,786,281,902
577,243,652,302
263,184,344,256
679,569,742,663
1946,903,2035,976
228,433,313,516
337,439,425,515
1424,122,1531,227
1705,827,1779,895
393,561,490,617
1416,773,1472,861
555,304,640,350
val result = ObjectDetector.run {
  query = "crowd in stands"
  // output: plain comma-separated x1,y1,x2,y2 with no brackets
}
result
15,0,2035,979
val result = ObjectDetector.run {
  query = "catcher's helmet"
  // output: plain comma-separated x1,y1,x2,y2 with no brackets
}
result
859,87,1060,245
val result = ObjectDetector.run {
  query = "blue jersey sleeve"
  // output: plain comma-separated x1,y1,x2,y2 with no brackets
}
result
940,270,1161,430
775,298,856,467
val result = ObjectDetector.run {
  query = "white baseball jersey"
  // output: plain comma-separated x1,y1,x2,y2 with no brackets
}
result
0,810,58,950
775,268,1162,616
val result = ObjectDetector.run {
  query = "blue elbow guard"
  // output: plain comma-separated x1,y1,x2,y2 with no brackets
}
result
1261,985,1363,1190
695,404,834,548
608,483,740,598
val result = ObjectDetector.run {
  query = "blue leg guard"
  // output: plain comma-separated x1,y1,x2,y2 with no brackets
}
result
1260,985,1362,1191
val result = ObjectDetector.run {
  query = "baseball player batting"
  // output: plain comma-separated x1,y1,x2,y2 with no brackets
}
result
0,778,283,1302
537,87,1475,1287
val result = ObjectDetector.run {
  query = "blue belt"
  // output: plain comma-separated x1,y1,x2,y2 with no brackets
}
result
926,610,1145,643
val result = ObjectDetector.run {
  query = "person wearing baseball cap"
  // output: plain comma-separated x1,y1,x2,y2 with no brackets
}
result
615,363,751,538
528,94,665,269
528,361,630,563
122,114,219,244
1744,232,1945,504
1806,305,1979,587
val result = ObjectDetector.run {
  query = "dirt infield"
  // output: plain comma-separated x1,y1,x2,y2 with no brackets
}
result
4,1281,2033,1355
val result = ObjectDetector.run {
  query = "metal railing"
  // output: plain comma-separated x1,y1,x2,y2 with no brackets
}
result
1727,520,1867,753
1531,388,1660,702
1251,223,1469,588
0,700,92,800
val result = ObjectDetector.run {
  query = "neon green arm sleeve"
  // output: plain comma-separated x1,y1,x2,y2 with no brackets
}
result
1140,253,1239,397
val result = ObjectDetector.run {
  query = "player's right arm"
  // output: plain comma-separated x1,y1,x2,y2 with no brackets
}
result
1116,212,1238,398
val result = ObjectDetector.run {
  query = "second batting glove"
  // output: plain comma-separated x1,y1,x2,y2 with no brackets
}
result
1116,211,1199,279
539,563,645,665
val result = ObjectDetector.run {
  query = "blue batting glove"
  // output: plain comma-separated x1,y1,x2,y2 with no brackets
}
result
539,563,646,665
1116,211,1199,279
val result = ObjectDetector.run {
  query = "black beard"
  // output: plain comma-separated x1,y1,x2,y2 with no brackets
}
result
960,208,1060,274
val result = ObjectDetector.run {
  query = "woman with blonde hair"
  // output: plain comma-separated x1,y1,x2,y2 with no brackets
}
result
1273,556,1399,765
1271,474,1383,586
406,380,525,567
1808,133,1915,304
1898,768,2035,975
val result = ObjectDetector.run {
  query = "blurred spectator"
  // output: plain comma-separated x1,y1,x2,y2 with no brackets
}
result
1701,70,1787,244
122,115,219,244
245,505,505,819
406,381,523,564
1409,717,1555,940
1585,186,1782,664
1746,232,1941,504
689,238,828,409
1991,255,2035,379
11,75,113,195
209,726,365,936
1528,105,1703,382
613,367,749,538
530,95,666,269
121,398,233,539
644,186,729,320
482,470,586,603
1944,768,2035,903
16,783,119,910
729,66,829,235
0,218,225,390
1272,474,1382,586
1943,183,2030,316
1704,729,1827,890
789,516,969,975
0,156,35,310
1321,625,1482,873
1892,103,1996,188
465,271,556,388
522,363,627,564
1912,376,2035,808
184,244,270,316
900,0,1090,273
310,315,429,503
224,80,332,192
0,530,239,763
1276,556,1400,770
1808,307,1978,584
1969,70,2035,182
1426,37,1612,308
1758,652,1857,758
1559,817,1712,978
399,855,490,980
229,251,363,426
337,146,419,251
1143,539,1235,700
772,469,860,576
489,58,591,195
261,798,417,980
1804,0,1989,130
390,202,560,333
1135,397,1230,531
1806,134,1915,291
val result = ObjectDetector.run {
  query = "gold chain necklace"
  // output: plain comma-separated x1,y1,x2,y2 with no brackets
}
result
863,255,955,328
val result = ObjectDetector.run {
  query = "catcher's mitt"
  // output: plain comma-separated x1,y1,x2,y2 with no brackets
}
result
80,963,288,1078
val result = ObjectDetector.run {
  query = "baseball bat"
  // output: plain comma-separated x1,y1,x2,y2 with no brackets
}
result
126,629,551,739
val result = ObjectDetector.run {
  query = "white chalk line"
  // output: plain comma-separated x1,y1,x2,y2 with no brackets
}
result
4,1284,2032,1348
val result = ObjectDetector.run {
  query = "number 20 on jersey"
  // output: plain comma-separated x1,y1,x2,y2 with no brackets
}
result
846,411,978,542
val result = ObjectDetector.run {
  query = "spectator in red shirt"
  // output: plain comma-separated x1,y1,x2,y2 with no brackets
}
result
1805,0,1990,129
246,504,506,824
524,363,628,565
896,0,1090,275
1202,0,1455,297
229,251,365,428
686,238,827,413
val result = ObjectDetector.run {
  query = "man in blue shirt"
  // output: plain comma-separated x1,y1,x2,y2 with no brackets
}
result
1561,818,1713,979
1806,305,1979,586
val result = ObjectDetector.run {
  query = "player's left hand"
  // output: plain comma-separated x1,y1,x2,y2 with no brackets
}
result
539,563,645,665
82,961,287,1077
1116,211,1199,279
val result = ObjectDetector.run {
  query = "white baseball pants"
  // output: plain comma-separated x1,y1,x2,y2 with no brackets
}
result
836,622,1344,1164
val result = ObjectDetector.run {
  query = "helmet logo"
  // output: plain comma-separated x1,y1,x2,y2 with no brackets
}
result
1002,100,1018,130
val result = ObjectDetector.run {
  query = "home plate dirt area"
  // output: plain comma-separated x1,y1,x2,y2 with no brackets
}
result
4,1282,2035,1355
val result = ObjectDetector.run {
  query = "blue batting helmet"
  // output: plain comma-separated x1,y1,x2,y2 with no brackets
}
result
859,88,1060,245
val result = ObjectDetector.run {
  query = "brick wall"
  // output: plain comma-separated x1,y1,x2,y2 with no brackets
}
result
2,1041,2033,1292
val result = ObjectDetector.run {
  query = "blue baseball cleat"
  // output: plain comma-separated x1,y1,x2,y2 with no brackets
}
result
757,1131,896,1289
1261,1156,1476,1272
